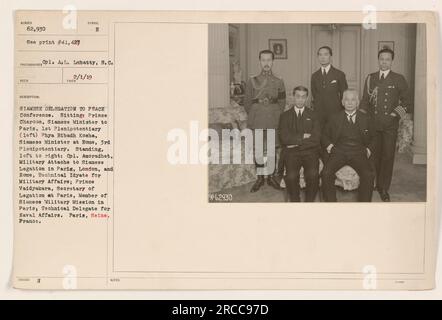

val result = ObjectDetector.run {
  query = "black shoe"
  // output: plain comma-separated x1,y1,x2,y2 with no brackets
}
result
267,176,283,190
272,174,285,189
378,190,390,202
250,176,265,193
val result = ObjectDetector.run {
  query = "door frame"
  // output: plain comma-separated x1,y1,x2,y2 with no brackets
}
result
309,24,363,95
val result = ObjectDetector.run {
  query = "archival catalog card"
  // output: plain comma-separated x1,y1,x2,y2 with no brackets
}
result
13,10,438,290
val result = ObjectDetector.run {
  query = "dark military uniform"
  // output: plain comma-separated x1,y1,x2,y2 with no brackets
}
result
244,70,286,130
244,70,286,178
359,70,412,194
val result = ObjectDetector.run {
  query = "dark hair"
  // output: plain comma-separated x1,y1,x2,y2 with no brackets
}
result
378,48,395,60
292,85,309,96
259,49,275,60
317,46,333,56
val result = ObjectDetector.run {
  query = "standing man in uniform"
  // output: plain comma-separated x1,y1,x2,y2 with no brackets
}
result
311,46,348,130
244,49,286,193
359,48,412,202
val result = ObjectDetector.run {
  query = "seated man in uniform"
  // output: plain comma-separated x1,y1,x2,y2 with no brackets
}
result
279,86,320,202
321,89,377,202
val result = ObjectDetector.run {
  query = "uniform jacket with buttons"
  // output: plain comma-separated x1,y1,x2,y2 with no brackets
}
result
321,110,377,154
278,107,320,152
359,70,412,127
244,71,286,129
311,65,348,118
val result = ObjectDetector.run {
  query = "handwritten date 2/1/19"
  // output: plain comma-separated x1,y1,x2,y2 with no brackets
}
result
71,74,93,81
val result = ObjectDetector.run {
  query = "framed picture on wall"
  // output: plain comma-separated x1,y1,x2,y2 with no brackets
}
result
269,39,287,59
378,41,395,52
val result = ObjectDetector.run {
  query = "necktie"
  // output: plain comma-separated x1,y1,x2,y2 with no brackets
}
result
348,113,354,124
380,73,385,80
295,110,302,129
321,69,326,88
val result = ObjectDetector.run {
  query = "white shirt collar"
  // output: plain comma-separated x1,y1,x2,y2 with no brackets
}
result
380,69,391,79
294,106,305,115
345,110,357,117
321,64,331,74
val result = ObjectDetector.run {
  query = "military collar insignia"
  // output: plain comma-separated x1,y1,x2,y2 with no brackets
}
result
261,70,273,76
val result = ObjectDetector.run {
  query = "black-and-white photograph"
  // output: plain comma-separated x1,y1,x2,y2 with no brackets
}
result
208,23,427,202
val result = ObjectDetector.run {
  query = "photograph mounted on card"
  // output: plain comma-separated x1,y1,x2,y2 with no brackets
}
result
12,10,438,291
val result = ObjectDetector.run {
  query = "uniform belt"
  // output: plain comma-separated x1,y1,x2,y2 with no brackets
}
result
252,97,279,104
